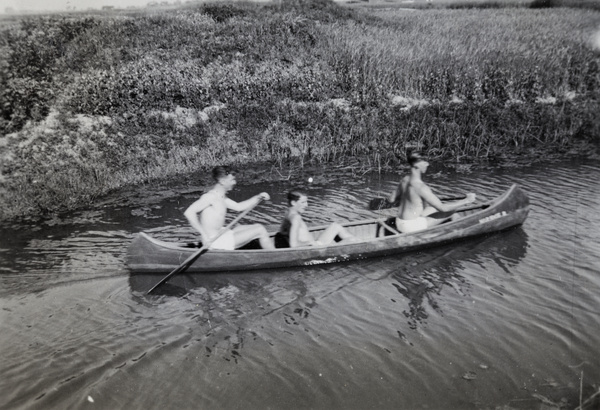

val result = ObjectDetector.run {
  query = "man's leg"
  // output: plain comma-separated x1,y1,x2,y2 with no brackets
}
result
425,215,452,228
316,222,355,245
232,224,274,249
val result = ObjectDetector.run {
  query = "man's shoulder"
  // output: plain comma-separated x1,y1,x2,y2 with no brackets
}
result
201,190,223,201
191,190,219,207
407,177,426,188
398,175,409,186
404,179,429,198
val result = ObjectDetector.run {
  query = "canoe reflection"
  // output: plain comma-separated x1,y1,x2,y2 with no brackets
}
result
388,227,528,330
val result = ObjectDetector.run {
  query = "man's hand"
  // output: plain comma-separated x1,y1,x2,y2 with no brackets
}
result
258,192,270,201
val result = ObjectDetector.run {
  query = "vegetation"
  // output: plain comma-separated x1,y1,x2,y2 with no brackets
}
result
0,0,599,219
529,0,600,10
358,0,600,10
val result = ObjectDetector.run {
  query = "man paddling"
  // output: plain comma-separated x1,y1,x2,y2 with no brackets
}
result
184,166,275,249
390,152,476,233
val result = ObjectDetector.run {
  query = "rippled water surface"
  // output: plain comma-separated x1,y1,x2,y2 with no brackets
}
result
1,160,599,409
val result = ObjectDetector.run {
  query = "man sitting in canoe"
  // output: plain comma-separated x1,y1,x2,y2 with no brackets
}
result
184,166,275,250
276,191,356,248
390,152,477,233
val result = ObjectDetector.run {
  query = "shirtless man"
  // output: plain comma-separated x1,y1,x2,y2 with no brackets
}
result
278,191,356,248
390,152,476,233
184,166,274,250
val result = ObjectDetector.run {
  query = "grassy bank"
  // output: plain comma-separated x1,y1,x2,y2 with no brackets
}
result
345,0,600,10
348,0,600,10
1,0,599,220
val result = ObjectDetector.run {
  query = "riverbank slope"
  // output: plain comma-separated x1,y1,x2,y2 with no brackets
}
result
1,0,599,220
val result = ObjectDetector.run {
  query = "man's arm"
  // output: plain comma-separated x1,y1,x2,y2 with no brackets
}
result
225,192,270,212
388,187,399,203
184,196,212,238
418,184,475,213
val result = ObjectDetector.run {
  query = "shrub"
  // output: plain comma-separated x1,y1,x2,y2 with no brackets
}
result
530,0,600,10
0,16,99,134
200,3,249,22
529,0,554,7
63,58,212,116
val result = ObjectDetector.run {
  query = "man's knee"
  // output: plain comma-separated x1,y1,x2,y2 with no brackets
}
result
252,224,268,236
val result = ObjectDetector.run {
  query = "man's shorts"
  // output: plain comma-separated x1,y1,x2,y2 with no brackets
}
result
395,217,428,233
209,229,236,250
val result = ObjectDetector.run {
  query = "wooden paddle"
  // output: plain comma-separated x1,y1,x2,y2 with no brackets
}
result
369,194,467,211
427,202,489,220
146,197,264,294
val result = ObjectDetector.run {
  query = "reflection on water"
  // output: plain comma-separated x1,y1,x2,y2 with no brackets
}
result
129,227,529,336
385,227,527,331
1,159,599,410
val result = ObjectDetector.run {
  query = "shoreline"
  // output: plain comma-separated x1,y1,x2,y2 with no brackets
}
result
1,147,597,225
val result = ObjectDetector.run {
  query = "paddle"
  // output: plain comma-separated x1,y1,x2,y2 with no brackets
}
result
146,197,264,294
427,202,489,220
369,194,467,211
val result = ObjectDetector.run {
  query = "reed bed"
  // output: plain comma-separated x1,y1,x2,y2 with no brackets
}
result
323,9,599,103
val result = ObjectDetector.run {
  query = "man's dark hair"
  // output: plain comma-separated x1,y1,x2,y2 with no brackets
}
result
407,152,424,167
287,190,305,205
212,166,232,182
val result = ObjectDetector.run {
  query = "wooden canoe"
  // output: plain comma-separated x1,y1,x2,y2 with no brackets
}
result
126,184,529,274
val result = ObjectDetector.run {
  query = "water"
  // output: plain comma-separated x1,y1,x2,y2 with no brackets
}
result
1,160,599,410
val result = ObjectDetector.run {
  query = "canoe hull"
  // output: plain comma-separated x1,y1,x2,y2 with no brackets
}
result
126,184,529,274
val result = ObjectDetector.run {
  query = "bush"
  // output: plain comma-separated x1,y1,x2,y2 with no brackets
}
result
0,16,98,134
63,59,212,116
273,0,359,22
530,0,600,10
200,3,249,22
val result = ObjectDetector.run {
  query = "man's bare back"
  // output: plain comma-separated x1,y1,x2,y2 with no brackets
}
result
397,176,429,220
197,190,229,239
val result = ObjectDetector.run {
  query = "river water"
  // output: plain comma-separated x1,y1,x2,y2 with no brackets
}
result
1,159,599,410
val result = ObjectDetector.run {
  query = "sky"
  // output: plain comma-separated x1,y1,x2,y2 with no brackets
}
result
1,0,155,13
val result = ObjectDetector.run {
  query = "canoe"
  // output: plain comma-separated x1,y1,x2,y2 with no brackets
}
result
126,184,529,274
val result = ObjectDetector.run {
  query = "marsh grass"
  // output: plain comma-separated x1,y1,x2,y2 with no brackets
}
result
0,0,599,220
324,9,599,103
362,0,600,10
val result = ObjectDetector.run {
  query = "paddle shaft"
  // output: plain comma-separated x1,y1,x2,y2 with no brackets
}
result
146,197,264,294
428,202,489,219
369,194,467,211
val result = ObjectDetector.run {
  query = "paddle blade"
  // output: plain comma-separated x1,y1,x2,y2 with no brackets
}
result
146,247,209,294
